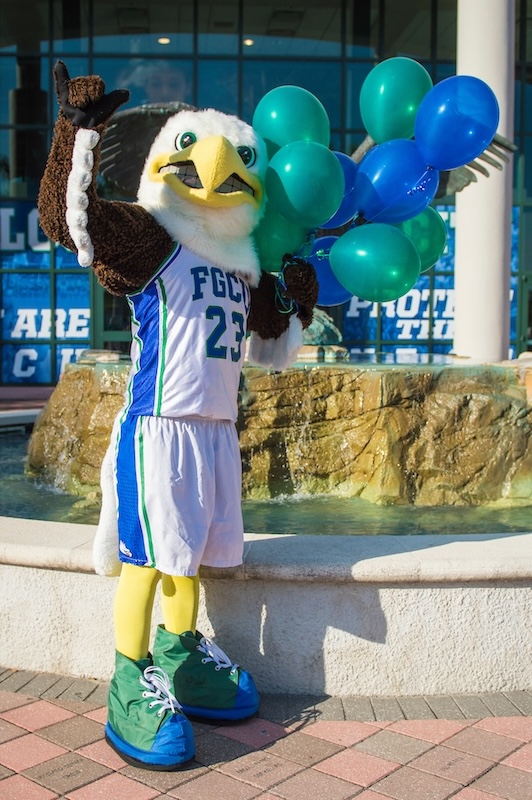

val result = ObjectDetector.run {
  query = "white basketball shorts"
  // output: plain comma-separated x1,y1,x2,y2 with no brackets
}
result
113,414,244,576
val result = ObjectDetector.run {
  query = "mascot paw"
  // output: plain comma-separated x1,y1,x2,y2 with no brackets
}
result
279,254,319,329
54,61,130,129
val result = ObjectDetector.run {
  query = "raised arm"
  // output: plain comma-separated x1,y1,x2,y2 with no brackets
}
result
38,62,174,295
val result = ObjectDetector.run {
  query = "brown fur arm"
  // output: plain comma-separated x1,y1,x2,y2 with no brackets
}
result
37,67,174,296
248,256,319,339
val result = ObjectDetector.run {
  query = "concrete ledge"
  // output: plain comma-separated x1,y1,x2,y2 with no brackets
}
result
1,515,531,696
2,515,531,584
0,409,42,428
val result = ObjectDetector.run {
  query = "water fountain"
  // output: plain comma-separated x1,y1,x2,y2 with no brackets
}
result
1,331,531,697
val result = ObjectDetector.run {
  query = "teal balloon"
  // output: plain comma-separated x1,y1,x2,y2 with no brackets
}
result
254,202,309,273
359,57,433,143
395,207,447,272
329,223,421,303
252,85,331,159
265,141,345,229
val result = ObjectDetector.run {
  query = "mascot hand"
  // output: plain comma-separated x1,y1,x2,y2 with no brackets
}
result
278,254,319,329
54,60,130,129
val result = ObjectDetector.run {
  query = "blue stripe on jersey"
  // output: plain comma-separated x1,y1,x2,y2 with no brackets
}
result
116,415,148,565
126,246,180,415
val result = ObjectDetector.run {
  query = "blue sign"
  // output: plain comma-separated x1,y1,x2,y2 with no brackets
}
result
1,202,91,383
342,206,518,359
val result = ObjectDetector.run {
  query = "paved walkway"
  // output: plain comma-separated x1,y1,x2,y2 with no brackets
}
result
0,669,531,799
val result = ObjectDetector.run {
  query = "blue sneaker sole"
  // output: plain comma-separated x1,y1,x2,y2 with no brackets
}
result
105,722,194,771
180,698,259,722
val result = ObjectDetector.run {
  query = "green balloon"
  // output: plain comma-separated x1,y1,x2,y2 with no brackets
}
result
265,141,345,229
252,85,331,159
395,207,447,272
329,223,421,303
254,203,309,273
359,57,433,143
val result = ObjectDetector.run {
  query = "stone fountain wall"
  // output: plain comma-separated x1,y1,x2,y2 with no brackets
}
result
27,353,532,507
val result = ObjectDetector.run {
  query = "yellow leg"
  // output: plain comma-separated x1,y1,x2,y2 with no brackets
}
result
114,563,161,661
161,573,200,636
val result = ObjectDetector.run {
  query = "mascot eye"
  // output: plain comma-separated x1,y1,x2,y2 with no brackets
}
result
237,145,256,167
176,131,197,150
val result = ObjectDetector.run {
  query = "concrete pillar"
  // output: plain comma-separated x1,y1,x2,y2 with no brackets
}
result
452,0,515,361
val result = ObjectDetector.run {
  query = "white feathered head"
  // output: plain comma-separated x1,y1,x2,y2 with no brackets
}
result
137,108,268,284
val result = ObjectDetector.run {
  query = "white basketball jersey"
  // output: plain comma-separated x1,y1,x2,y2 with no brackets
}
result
124,244,251,421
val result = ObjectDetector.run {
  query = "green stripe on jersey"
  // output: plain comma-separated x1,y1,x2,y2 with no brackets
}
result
155,277,168,416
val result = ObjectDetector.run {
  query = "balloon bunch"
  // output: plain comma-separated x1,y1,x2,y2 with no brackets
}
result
252,57,500,305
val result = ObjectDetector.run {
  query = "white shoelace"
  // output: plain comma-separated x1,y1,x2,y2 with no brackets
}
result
140,666,182,716
197,636,239,675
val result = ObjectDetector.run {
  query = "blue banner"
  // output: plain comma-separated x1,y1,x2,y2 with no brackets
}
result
342,206,518,359
1,202,91,383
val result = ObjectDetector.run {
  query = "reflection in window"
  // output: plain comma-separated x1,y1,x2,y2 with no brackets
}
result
92,58,193,110
242,2,341,57
198,61,238,115
243,61,341,128
104,293,131,332
92,0,194,55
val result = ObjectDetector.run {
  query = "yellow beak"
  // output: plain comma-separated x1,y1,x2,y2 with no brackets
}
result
148,135,263,209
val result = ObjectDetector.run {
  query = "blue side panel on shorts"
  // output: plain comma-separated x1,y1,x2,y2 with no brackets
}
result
116,415,148,565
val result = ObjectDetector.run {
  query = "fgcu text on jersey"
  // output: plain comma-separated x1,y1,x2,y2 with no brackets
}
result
124,244,251,422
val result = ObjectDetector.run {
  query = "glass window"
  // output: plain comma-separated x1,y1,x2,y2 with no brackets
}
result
1,201,50,266
242,60,341,129
436,0,456,62
0,59,17,126
382,0,433,61
242,0,341,58
522,135,532,202
104,293,130,333
345,62,375,131
94,57,194,107
0,1,49,52
520,206,532,273
198,1,239,55
46,0,89,53
198,61,238,115
92,0,193,55
346,0,378,58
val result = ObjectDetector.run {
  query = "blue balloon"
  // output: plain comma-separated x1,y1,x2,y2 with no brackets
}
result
307,235,353,306
321,152,359,230
352,139,439,223
414,75,500,170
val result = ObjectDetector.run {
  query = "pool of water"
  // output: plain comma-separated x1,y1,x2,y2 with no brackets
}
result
1,429,531,535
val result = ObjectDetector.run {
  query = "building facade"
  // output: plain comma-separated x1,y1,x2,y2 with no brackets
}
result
0,0,530,384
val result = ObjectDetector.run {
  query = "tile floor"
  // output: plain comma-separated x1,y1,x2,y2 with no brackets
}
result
0,669,531,799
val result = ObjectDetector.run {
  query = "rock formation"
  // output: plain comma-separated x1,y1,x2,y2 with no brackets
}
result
27,351,532,508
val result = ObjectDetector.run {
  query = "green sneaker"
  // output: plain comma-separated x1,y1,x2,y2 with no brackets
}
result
105,651,195,770
153,626,259,722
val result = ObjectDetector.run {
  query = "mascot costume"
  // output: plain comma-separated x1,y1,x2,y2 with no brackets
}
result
38,62,318,770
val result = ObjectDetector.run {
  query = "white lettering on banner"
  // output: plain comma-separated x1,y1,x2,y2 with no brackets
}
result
0,208,24,250
58,348,87,374
0,207,49,251
346,289,457,341
13,348,38,378
10,308,90,339
347,297,378,318
28,209,47,250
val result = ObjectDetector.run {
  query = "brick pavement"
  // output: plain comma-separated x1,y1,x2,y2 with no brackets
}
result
0,669,531,799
